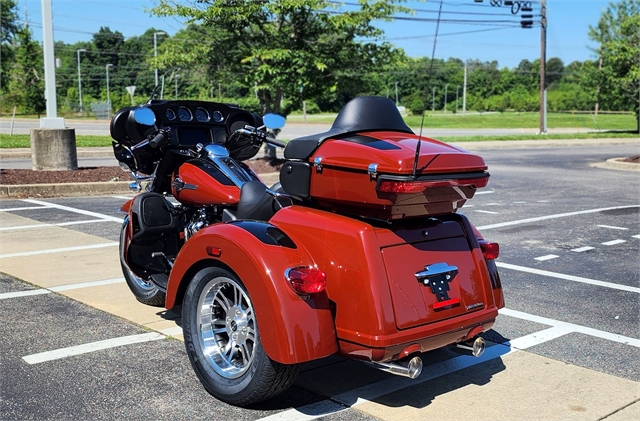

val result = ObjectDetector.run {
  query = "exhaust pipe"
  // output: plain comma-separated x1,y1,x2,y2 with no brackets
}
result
364,356,423,379
456,336,485,357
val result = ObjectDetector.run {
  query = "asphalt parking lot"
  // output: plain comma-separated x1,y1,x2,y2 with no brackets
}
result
1,143,639,421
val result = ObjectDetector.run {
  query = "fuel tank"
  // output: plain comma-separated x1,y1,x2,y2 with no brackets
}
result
172,159,241,206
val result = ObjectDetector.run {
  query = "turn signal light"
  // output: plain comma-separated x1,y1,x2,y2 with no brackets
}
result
285,267,327,295
377,177,489,194
479,240,499,260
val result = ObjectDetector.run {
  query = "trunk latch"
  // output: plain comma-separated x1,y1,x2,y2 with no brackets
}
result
415,262,458,301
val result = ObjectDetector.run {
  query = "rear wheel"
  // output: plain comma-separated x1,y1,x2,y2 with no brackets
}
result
119,217,166,306
182,266,299,406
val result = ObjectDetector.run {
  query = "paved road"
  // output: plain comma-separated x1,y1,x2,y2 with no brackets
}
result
1,144,639,420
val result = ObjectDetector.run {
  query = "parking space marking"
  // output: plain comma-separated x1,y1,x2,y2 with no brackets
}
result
475,210,499,214
0,278,125,300
497,262,640,293
534,254,559,261
0,242,118,259
633,235,640,239
0,205,54,212
22,332,165,365
602,239,626,246
21,199,124,223
0,219,113,232
475,191,495,195
112,195,132,200
598,225,629,230
571,246,595,252
476,205,639,231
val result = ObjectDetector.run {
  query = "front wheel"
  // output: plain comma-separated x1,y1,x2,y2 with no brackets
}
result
119,217,166,306
182,267,299,406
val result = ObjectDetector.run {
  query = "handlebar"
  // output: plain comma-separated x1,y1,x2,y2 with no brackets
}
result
266,137,286,148
149,132,166,148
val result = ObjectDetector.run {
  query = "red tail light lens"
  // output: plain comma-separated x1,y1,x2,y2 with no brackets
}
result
377,177,489,194
479,240,499,260
285,267,327,295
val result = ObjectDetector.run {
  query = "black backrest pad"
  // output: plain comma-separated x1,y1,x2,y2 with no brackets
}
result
283,96,413,160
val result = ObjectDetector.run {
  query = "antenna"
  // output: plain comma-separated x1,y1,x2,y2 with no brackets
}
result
413,0,445,179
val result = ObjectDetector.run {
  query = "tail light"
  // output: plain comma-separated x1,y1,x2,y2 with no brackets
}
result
285,267,326,295
377,176,489,194
478,240,499,260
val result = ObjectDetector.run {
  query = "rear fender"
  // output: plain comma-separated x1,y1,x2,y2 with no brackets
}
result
166,222,338,364
120,198,134,214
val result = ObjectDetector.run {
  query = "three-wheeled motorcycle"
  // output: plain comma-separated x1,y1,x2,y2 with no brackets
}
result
111,96,504,406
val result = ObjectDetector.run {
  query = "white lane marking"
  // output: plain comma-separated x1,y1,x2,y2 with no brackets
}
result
22,333,165,364
475,210,499,214
602,239,626,246
0,205,53,212
534,254,559,261
477,205,639,231
505,326,574,350
0,242,118,259
21,199,123,223
598,225,629,230
475,191,495,195
500,308,640,348
112,196,132,200
0,278,125,300
571,246,595,252
496,262,640,294
513,201,526,204
0,219,113,231
0,289,51,300
633,235,640,239
537,200,550,203
484,202,500,206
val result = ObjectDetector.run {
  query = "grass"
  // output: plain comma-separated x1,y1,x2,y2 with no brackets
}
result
0,134,114,148
287,111,637,131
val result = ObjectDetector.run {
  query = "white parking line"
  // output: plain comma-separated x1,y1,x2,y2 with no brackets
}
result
475,191,495,195
21,199,123,223
602,239,626,246
0,219,113,232
633,235,640,239
22,333,165,364
0,205,53,212
496,262,640,293
571,246,595,252
475,210,499,214
597,225,629,230
0,278,125,300
0,242,118,259
534,254,559,261
477,205,639,231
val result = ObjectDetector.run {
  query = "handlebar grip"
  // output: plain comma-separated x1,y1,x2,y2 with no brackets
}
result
266,137,286,148
149,132,165,148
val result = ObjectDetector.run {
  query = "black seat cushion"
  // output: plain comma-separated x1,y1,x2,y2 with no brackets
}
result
284,96,413,160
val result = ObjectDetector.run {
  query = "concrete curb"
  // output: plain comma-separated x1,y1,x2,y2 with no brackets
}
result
589,157,640,172
0,181,131,198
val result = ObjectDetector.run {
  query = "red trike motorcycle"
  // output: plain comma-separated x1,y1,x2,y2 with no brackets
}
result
111,96,504,406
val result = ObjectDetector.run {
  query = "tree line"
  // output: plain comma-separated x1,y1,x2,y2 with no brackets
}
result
1,0,638,131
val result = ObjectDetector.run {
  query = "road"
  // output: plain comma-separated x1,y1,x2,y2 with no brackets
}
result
1,144,639,420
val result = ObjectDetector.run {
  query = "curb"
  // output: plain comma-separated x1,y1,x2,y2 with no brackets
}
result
589,157,640,172
0,173,281,199
0,181,131,198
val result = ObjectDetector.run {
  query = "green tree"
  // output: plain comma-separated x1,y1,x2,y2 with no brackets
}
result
152,0,408,115
587,0,640,132
1,0,20,109
6,26,45,115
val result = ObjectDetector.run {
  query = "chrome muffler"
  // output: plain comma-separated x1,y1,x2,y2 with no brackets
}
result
456,336,486,357
364,356,423,379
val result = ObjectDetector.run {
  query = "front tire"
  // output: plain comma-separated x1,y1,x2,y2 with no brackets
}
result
119,217,166,306
182,266,299,406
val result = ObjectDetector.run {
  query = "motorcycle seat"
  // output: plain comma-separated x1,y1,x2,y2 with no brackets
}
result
284,96,414,160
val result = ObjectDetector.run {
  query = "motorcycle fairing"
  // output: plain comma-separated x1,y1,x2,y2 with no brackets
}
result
164,222,338,364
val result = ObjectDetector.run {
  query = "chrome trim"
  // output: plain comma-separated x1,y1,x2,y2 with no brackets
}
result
203,144,253,188
456,336,485,357
368,163,379,179
415,262,459,285
313,156,323,172
172,177,198,192
120,217,155,292
364,356,423,379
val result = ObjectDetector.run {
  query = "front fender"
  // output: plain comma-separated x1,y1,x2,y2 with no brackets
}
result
166,222,338,364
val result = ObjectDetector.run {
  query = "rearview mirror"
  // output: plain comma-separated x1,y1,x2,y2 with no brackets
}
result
133,107,156,127
263,113,285,130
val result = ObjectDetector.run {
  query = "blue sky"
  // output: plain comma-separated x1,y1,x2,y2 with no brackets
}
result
22,0,611,69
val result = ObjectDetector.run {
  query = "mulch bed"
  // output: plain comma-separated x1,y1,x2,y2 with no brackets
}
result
620,154,639,163
0,157,285,185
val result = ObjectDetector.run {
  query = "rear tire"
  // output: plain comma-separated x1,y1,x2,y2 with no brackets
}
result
182,266,299,406
119,217,166,307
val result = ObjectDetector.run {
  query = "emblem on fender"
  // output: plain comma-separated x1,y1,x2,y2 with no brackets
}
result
415,262,459,302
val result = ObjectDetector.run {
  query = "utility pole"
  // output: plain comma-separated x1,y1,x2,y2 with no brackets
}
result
40,0,63,128
154,32,166,87
462,64,467,116
432,87,436,112
76,49,86,114
539,0,547,134
444,84,449,112
106,64,113,113
395,81,398,105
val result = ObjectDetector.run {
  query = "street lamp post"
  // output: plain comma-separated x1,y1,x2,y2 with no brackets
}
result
76,49,86,113
432,87,436,112
106,63,113,113
456,85,460,113
444,84,449,112
154,31,167,87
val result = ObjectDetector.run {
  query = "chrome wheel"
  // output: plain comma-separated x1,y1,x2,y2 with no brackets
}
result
197,276,256,379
